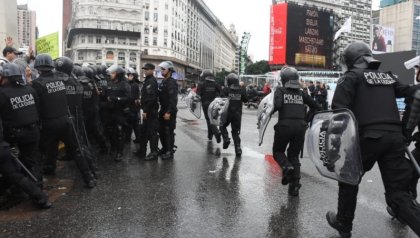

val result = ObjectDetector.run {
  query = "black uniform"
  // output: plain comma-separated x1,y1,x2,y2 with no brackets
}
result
139,74,159,158
197,79,221,141
78,75,107,152
402,96,420,201
126,79,141,142
331,68,420,236
158,76,178,159
0,82,42,184
314,85,328,110
0,119,51,208
220,84,248,155
273,87,319,193
32,71,95,185
101,79,131,157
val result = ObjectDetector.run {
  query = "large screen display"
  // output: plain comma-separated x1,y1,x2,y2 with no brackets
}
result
269,3,334,69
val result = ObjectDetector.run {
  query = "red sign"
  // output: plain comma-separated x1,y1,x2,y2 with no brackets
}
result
269,3,288,65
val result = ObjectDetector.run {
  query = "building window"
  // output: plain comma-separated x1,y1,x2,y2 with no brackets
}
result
96,37,102,44
106,37,114,44
164,29,168,37
118,52,125,61
88,36,93,43
106,51,114,60
102,21,109,29
144,26,150,34
96,51,102,60
145,11,149,21
80,36,85,43
78,53,84,60
153,27,158,34
153,37,157,46
164,14,168,22
144,36,149,46
129,38,137,46
119,37,126,45
129,52,136,62
164,38,167,47
153,12,158,22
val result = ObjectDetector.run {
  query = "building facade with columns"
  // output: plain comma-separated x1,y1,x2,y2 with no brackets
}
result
63,0,237,80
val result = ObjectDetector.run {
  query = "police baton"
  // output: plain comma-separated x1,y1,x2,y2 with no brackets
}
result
9,147,38,183
405,146,420,176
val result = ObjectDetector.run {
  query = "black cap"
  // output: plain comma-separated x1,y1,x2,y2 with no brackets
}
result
142,63,155,70
3,46,23,57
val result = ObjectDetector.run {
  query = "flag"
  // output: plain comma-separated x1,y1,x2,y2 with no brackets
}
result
334,17,352,41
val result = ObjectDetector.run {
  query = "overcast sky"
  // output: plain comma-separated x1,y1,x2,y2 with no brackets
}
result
17,0,380,61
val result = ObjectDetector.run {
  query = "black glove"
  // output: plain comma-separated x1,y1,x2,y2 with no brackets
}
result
109,96,118,102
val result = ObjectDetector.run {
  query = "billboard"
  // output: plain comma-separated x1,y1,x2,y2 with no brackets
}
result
36,32,59,59
371,25,395,54
269,3,288,65
286,4,333,69
374,50,416,85
269,3,334,69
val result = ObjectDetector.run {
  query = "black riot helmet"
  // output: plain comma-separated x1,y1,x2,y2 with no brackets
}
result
72,65,85,77
200,69,214,81
95,65,104,79
82,66,94,80
1,63,23,84
107,65,125,81
2,63,22,78
341,42,381,71
34,53,54,71
54,56,73,75
280,66,300,89
88,65,100,81
226,73,239,87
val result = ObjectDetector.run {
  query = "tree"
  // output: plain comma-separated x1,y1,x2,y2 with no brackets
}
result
214,70,231,86
245,60,271,75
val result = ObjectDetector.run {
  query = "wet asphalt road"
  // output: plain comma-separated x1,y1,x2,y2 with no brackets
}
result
0,99,418,238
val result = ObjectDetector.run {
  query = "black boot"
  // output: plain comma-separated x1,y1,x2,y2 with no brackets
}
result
145,151,159,161
207,132,213,140
326,211,352,238
288,182,301,196
215,133,222,144
288,166,301,196
223,138,231,149
235,145,242,156
17,177,52,209
161,151,174,160
281,165,294,185
83,171,97,188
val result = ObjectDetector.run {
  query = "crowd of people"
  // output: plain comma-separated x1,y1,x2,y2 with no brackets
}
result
0,40,180,209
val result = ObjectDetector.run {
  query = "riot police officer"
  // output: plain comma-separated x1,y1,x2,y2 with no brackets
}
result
126,67,141,143
327,42,420,237
138,63,159,160
31,54,96,188
0,63,43,185
158,61,178,160
196,69,222,143
272,66,320,196
220,73,247,156
0,117,51,209
80,66,108,154
101,65,131,161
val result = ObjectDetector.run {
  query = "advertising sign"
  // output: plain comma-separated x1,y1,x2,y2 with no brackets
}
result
36,32,59,59
372,25,395,54
269,3,288,65
286,4,334,69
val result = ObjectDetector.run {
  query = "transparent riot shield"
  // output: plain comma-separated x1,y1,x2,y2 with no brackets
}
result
186,91,202,119
306,109,363,185
208,97,230,126
257,91,275,146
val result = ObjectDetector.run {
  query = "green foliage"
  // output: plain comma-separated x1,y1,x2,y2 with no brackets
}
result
245,60,271,75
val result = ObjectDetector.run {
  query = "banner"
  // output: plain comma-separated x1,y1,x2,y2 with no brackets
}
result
36,32,59,59
371,25,395,54
269,3,288,65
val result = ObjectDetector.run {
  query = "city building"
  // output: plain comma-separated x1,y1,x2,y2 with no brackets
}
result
0,0,18,51
378,0,420,53
17,4,37,51
63,0,237,81
380,0,409,8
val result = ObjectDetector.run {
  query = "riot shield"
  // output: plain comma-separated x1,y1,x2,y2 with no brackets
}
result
257,91,275,146
208,97,230,126
186,91,202,119
306,109,363,185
